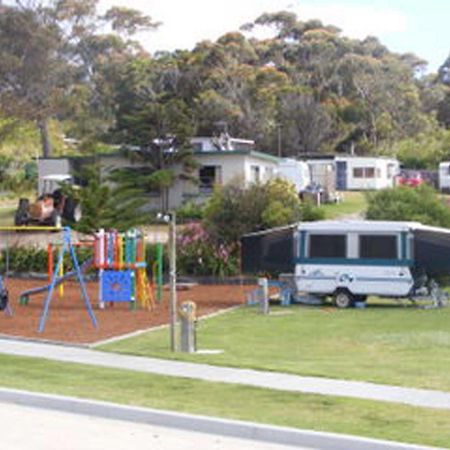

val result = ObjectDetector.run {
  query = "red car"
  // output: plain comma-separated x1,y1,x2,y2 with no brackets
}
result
395,171,425,187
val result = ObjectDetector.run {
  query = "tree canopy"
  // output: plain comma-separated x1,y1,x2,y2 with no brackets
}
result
0,8,449,165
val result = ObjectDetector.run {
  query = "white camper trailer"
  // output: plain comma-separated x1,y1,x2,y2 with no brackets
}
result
242,220,450,308
439,162,450,192
276,159,311,192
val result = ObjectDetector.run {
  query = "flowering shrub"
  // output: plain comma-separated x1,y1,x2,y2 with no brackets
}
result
177,222,239,277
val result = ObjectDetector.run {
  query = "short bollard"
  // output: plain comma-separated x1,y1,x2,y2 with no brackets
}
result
258,277,269,315
179,301,197,353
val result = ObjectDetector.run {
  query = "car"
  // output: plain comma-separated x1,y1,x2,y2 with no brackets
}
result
395,171,425,187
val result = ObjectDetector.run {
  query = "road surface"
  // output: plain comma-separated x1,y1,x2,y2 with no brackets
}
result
0,401,307,450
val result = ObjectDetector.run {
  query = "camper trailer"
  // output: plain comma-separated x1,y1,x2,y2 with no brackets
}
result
276,159,311,192
242,220,450,307
439,162,450,192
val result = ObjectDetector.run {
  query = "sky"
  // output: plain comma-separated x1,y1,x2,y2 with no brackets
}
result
101,0,449,73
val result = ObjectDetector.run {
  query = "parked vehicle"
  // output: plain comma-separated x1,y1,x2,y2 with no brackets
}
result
241,220,450,307
439,162,450,192
14,174,81,227
395,170,426,187
300,182,340,205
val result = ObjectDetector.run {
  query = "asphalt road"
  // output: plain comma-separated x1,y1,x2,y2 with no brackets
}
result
0,402,306,450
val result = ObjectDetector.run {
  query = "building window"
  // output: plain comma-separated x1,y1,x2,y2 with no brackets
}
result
309,234,347,258
250,165,261,183
353,168,364,178
199,166,222,191
359,235,398,259
265,167,274,180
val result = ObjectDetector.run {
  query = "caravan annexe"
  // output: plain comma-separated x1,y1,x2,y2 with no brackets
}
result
241,221,450,307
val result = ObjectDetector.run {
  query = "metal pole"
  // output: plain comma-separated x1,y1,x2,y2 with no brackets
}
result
169,212,177,352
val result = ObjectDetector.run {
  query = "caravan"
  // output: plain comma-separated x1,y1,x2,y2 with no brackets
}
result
242,220,450,307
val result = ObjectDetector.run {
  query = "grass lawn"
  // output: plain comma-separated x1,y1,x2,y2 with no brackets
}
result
322,191,367,219
99,302,450,392
0,353,449,448
0,205,15,226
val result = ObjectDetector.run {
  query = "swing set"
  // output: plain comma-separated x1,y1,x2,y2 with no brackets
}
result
2,226,164,333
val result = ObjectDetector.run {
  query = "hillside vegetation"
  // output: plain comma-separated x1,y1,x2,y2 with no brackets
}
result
0,3,449,167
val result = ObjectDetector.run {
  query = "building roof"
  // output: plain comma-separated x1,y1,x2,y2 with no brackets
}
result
38,148,283,164
193,149,282,164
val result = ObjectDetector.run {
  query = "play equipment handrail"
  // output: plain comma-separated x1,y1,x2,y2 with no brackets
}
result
0,226,63,232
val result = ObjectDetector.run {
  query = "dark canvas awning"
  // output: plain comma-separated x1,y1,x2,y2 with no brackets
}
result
241,225,297,275
413,228,450,276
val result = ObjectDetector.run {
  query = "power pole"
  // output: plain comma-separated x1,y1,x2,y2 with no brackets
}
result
277,123,282,158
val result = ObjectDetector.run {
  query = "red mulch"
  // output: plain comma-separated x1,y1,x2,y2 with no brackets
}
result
0,279,251,344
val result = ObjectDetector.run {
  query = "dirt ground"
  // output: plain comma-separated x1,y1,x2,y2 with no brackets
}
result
0,279,251,344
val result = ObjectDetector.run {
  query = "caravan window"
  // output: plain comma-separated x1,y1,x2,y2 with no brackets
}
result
359,235,397,259
309,234,346,258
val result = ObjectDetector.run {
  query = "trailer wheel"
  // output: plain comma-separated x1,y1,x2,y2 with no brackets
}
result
334,289,354,309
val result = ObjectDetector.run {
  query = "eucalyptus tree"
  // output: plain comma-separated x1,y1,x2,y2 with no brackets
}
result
0,0,158,157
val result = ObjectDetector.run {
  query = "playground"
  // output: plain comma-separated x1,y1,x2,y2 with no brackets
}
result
0,279,246,344
0,226,248,344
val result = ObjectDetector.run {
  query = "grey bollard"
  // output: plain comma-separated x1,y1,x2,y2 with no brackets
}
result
179,301,197,353
258,277,269,315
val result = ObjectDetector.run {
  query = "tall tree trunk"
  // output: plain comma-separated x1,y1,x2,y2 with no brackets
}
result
38,118,52,158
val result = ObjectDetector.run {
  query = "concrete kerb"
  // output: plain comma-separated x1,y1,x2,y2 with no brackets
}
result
0,387,438,450
0,333,89,349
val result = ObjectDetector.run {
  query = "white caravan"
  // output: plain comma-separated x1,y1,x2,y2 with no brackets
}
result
439,162,450,192
242,220,450,307
275,159,311,192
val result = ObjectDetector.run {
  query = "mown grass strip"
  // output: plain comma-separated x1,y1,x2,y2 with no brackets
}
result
0,353,449,448
99,304,450,392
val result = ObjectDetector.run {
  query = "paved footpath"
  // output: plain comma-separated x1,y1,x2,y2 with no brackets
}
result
0,338,450,410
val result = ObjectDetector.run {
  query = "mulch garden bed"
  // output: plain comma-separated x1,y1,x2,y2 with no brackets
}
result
0,278,252,344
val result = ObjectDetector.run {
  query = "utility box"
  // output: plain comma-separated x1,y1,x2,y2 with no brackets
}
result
179,301,197,353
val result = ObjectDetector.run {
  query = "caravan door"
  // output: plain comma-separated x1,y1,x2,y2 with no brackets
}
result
336,161,347,190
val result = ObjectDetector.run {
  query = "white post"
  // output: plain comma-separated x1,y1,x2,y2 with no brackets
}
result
258,277,269,315
169,212,177,352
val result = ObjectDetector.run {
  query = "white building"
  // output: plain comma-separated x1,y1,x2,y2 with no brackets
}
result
36,137,284,210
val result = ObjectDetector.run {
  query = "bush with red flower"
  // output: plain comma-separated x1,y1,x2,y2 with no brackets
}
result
177,222,239,277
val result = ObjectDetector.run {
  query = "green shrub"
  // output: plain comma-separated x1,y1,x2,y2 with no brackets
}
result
204,178,308,244
300,200,326,221
0,245,94,274
176,201,204,222
366,185,450,228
